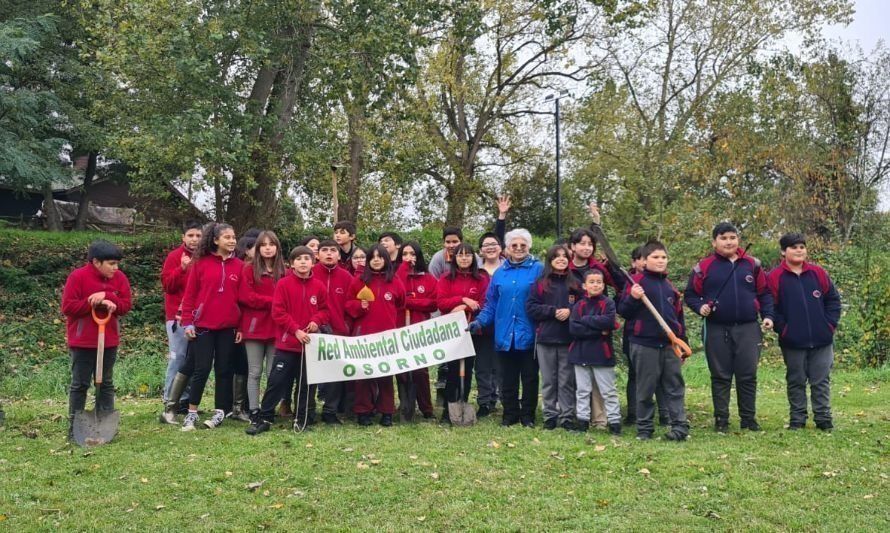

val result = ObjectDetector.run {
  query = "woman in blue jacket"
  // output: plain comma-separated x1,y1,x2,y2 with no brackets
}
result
471,228,543,427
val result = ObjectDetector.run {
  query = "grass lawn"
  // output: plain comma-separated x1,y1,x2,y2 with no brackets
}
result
0,358,887,531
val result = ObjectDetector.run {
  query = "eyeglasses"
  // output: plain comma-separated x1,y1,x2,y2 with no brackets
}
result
509,243,528,249
481,243,500,249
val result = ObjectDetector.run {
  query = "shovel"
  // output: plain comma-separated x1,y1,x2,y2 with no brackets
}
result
72,307,120,447
447,358,476,426
398,309,417,422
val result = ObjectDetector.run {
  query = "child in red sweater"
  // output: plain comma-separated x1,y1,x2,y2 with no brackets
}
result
345,244,406,427
62,241,132,440
395,241,438,419
246,246,329,434
166,223,243,431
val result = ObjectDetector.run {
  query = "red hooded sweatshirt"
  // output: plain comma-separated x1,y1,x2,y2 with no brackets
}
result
345,272,406,336
312,262,353,336
436,270,490,315
62,264,133,349
180,253,243,330
237,262,279,341
160,244,194,320
396,262,438,326
272,271,329,353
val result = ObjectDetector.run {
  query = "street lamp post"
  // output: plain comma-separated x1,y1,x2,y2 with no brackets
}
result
544,90,569,238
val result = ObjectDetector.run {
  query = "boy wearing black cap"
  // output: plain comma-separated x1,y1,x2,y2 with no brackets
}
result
684,223,774,432
766,233,841,431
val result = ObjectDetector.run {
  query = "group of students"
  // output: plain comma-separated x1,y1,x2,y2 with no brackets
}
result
59,200,842,441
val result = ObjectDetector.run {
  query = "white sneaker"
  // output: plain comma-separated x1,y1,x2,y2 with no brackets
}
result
203,409,225,429
181,411,199,432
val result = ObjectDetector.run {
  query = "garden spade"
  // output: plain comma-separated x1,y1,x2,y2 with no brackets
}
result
72,308,120,447
447,358,476,426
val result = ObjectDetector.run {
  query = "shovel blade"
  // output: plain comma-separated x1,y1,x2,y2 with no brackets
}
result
447,401,477,427
72,409,120,447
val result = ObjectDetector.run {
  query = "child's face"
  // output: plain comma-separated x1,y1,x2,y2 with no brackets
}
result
632,257,646,271
334,229,354,247
550,251,569,271
351,250,366,269
92,259,119,279
369,251,386,271
584,273,605,297
401,246,417,265
455,250,474,269
572,236,594,260
380,237,398,255
291,254,313,275
443,234,462,255
783,243,808,264
712,232,739,258
318,245,339,266
182,229,202,251
645,250,668,272
215,229,237,255
258,239,277,260
306,239,319,255
480,238,501,260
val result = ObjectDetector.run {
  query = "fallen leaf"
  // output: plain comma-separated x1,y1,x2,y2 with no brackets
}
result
270,503,284,509
863,494,875,500
357,462,369,469
532,437,541,445
594,445,606,452
409,455,418,460
417,517,426,522
822,471,837,478
639,468,651,476
705,510,721,520
200,513,210,520
247,481,264,491
305,443,313,448
262,490,270,497
140,477,149,483
507,443,516,448
343,447,354,452
718,454,728,459
577,451,587,458
489,440,501,449
225,471,233,477
155,505,165,511
370,459,382,465
430,472,439,480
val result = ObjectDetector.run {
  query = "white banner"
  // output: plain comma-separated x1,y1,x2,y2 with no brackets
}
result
304,313,476,385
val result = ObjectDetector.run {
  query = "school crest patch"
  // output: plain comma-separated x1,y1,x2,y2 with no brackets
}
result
667,296,675,305
469,288,478,295
745,274,754,283
335,288,344,295
230,274,239,282
384,292,393,301
812,290,822,298
417,286,426,294
310,295,318,305
568,295,576,304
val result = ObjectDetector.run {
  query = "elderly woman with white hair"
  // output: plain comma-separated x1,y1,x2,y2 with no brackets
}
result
470,228,543,427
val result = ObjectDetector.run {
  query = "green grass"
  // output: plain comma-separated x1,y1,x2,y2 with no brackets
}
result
1,358,887,531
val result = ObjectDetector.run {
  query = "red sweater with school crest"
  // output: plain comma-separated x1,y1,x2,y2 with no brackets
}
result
180,254,243,330
62,264,133,348
271,271,329,353
396,262,439,326
237,262,278,341
160,244,194,320
345,273,406,335
436,270,490,316
312,262,354,336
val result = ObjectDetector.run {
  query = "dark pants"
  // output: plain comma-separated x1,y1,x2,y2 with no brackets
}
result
69,347,117,416
354,377,395,415
704,321,761,424
630,343,688,436
498,349,539,423
445,357,475,403
474,333,500,408
398,367,434,415
625,350,669,422
322,381,345,415
782,345,833,426
180,328,236,411
259,351,313,422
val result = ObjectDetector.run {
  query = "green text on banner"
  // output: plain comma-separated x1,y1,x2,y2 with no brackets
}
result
304,313,476,385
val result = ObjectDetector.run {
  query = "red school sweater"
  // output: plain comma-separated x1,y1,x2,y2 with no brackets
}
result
312,262,354,336
271,271,330,353
61,264,133,349
179,253,243,330
436,270,490,315
396,262,439,326
160,245,194,321
345,273,406,336
238,262,279,341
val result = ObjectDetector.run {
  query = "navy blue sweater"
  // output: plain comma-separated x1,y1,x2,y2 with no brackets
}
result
526,272,581,344
766,261,841,349
568,294,617,366
618,270,686,349
684,250,775,324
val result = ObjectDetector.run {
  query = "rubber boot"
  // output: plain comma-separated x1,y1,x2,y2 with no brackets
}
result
230,375,251,422
160,373,189,425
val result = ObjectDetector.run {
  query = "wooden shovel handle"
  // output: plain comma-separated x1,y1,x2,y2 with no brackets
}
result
640,295,692,360
92,308,110,385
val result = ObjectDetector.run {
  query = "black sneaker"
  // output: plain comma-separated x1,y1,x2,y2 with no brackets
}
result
357,414,374,426
543,418,557,430
521,418,535,428
379,414,393,427
321,413,342,425
714,420,729,433
501,417,519,427
815,421,833,432
608,423,622,436
575,420,590,433
440,412,452,426
476,405,491,418
664,429,687,441
788,423,805,430
422,411,436,419
741,420,762,432
636,431,653,441
246,420,271,435
560,420,576,432
623,415,636,426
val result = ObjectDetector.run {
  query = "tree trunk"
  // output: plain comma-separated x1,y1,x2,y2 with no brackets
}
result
74,152,97,231
340,106,364,222
444,166,473,227
43,182,62,231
